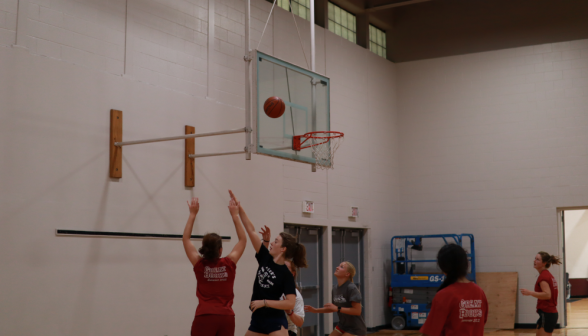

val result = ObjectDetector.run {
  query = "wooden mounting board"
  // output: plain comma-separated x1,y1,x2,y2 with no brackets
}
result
109,109,122,178
185,125,195,187
476,272,518,329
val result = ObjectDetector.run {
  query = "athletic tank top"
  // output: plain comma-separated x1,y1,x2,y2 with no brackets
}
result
194,257,236,316
535,269,558,313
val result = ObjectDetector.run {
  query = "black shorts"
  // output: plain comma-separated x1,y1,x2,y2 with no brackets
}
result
248,315,288,334
537,310,558,333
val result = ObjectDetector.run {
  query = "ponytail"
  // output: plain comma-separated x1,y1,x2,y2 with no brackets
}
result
280,232,308,269
199,233,222,260
538,251,562,269
436,244,468,292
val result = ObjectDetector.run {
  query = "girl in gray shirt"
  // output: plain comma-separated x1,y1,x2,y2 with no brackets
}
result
305,262,367,336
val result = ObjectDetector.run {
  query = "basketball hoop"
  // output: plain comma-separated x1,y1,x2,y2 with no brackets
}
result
292,131,344,169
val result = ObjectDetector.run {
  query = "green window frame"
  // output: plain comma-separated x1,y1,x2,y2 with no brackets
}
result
369,24,386,58
328,2,356,43
276,0,310,21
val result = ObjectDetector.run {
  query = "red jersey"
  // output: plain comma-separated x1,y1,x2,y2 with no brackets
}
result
194,257,236,316
420,282,488,336
535,269,558,313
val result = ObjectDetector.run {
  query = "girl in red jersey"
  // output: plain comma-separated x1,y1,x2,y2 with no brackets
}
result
183,194,248,336
520,252,562,336
420,244,488,336
229,190,308,336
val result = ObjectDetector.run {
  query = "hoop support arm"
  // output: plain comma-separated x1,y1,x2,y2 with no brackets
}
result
115,127,248,147
189,150,247,158
109,109,250,187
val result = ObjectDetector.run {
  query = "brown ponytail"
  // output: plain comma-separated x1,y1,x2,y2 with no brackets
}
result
199,233,222,260
538,251,562,269
280,232,308,269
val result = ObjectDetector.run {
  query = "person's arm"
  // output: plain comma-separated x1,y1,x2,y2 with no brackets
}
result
520,281,551,300
260,225,271,249
286,292,305,327
419,294,450,336
322,302,362,316
183,197,202,267
251,294,296,312
229,190,262,253
287,310,304,327
304,305,333,314
226,198,247,264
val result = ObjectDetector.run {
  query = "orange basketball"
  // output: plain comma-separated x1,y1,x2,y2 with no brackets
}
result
264,96,286,118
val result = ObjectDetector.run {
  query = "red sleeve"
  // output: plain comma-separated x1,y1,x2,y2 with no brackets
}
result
419,293,451,336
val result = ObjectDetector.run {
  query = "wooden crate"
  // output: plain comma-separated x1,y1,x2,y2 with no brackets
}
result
476,272,518,329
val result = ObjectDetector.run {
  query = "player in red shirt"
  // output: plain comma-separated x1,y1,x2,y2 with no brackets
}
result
520,251,562,336
420,244,488,336
183,193,248,336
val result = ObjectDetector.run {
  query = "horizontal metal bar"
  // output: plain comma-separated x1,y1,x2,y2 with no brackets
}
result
56,229,231,240
189,150,246,158
115,127,247,147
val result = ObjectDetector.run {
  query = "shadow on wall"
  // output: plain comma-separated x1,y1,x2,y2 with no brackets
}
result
0,151,105,225
384,259,392,323
70,178,109,336
119,156,183,232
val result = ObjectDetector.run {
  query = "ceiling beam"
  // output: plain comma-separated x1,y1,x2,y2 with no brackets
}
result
364,0,431,13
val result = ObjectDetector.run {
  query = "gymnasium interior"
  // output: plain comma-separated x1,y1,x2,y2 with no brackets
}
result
1,0,588,335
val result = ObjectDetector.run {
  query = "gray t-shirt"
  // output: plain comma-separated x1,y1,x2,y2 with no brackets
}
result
333,281,367,335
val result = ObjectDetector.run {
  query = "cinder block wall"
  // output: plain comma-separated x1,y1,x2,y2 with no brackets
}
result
0,0,399,334
398,39,588,324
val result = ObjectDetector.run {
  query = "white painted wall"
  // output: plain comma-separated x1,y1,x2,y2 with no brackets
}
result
0,0,399,334
564,210,588,279
397,39,588,324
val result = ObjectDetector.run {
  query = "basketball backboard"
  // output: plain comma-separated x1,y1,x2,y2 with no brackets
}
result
252,50,330,165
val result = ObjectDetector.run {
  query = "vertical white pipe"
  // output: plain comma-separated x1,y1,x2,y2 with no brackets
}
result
244,0,252,160
14,0,28,47
207,0,216,98
310,0,316,72
310,0,317,172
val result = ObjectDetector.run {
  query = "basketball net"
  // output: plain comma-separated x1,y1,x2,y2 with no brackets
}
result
296,132,344,170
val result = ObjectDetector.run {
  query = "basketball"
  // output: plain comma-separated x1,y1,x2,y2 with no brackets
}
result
263,96,285,118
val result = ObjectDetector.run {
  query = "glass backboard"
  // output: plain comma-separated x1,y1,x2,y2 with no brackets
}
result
252,50,330,165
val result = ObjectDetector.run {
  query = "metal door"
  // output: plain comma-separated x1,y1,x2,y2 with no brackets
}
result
332,228,365,327
285,224,324,336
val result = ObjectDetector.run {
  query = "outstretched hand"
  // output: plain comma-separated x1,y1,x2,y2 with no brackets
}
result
304,305,318,313
229,190,239,204
520,288,533,296
187,197,200,215
228,198,240,216
259,225,271,242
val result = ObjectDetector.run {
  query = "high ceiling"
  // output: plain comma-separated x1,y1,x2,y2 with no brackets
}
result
329,0,588,62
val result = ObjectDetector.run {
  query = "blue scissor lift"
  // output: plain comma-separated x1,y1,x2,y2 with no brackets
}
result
389,234,476,330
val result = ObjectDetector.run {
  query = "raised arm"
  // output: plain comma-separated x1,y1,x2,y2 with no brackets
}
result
260,225,271,249
183,197,202,267
229,190,262,253
227,197,247,264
